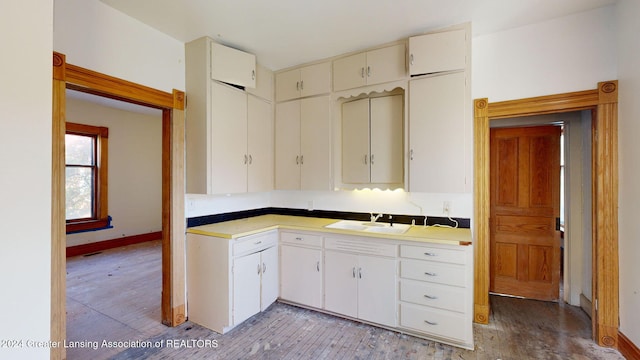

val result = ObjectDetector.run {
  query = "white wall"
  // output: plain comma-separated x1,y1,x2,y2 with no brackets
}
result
0,1,52,359
616,0,640,347
54,0,185,93
472,6,617,102
65,95,163,247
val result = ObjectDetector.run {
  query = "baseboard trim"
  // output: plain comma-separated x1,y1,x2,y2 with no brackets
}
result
619,331,640,360
580,293,592,318
66,231,162,257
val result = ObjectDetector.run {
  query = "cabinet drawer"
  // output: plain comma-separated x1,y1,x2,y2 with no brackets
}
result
280,232,323,247
233,231,278,256
400,303,466,342
400,279,465,313
400,244,466,265
400,259,466,287
325,237,396,257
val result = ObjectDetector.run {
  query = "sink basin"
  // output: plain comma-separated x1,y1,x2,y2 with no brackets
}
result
325,220,411,235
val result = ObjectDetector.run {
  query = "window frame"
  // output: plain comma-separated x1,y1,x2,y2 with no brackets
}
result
65,122,109,233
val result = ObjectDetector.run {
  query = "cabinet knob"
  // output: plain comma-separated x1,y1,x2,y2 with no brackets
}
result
424,320,438,326
370,154,375,165
367,66,371,77
257,263,262,275
300,80,304,90
248,155,253,164
317,261,320,272
300,155,304,165
296,81,300,91
358,267,362,279
244,154,248,164
295,237,303,241
423,294,438,300
424,252,437,257
352,267,356,278
252,69,255,80
296,155,299,165
410,54,414,66
263,263,267,273
364,154,368,164
361,67,365,78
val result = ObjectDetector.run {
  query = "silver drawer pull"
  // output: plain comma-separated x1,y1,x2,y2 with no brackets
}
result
423,294,438,300
257,264,261,274
424,272,437,276
263,263,267,273
295,237,303,241
317,261,320,272
424,252,437,256
352,267,356,278
254,240,262,245
424,320,438,326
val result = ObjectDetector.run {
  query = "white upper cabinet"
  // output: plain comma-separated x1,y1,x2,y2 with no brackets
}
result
333,43,406,92
409,29,466,76
247,95,274,193
275,96,331,191
276,62,331,102
210,42,256,88
342,95,403,185
409,72,467,193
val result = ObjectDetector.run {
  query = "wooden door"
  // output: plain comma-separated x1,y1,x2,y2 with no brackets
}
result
342,98,370,183
490,125,561,300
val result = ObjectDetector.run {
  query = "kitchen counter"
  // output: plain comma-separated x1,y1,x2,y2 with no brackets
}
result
187,214,471,245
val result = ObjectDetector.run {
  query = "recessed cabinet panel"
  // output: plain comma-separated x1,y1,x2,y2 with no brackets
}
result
342,98,370,184
280,245,323,308
370,95,403,184
232,251,261,325
409,29,466,76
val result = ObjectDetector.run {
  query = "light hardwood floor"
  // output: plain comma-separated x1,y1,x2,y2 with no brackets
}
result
66,240,624,360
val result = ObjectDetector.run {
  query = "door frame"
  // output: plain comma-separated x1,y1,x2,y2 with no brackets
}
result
51,52,186,360
473,80,619,348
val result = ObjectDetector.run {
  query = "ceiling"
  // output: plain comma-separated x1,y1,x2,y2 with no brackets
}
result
101,0,616,71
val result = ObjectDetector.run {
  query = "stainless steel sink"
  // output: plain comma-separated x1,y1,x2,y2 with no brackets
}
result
325,220,411,234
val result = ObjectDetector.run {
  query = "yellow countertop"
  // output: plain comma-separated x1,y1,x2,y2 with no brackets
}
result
187,214,472,246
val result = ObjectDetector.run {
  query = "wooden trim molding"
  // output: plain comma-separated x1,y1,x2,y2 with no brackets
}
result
473,82,619,350
619,331,640,360
66,231,162,257
51,52,67,360
51,52,187,356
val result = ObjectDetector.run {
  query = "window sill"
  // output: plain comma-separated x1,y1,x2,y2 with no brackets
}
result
66,216,112,234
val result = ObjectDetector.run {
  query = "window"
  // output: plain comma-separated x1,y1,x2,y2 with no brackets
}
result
65,122,109,233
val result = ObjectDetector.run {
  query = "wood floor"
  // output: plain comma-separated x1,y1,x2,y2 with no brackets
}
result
66,240,624,360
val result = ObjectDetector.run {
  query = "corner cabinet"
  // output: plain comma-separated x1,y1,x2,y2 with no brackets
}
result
275,96,331,190
186,230,279,334
186,37,273,194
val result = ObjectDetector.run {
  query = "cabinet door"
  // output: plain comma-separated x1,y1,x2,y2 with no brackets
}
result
342,98,370,184
409,29,466,76
247,95,273,192
366,44,406,86
211,82,248,194
247,63,273,101
260,246,279,311
280,245,323,308
357,255,397,327
300,62,331,97
409,72,466,193
275,100,301,190
210,42,256,88
333,52,366,92
324,251,358,318
370,95,403,184
300,96,331,190
275,68,301,102
232,251,261,325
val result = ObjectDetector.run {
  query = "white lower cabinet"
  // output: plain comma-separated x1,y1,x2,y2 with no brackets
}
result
279,231,323,308
324,237,397,327
398,243,474,349
186,230,278,334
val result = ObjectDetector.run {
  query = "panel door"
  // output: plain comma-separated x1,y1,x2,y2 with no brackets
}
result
232,251,261,325
275,68,301,102
490,125,561,301
247,95,273,192
210,42,256,88
357,255,397,327
333,52,367,92
324,251,358,318
300,96,331,190
275,100,301,190
210,81,248,194
342,98,371,184
300,62,332,98
280,245,323,308
370,95,403,184
409,29,466,76
409,72,466,192
260,246,279,311
366,44,406,86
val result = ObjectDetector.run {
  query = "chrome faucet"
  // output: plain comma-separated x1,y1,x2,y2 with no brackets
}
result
370,213,383,223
